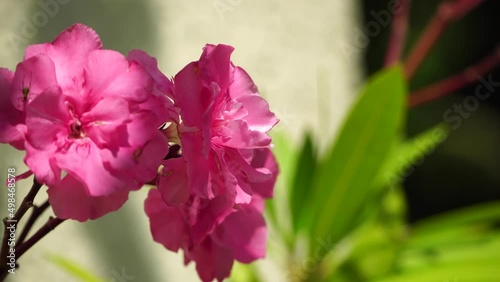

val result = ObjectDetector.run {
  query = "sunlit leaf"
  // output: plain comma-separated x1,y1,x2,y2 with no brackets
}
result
305,65,407,253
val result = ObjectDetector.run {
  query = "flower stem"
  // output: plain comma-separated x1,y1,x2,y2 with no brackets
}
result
404,0,485,79
409,45,500,107
16,217,65,258
0,178,43,280
17,200,50,245
385,0,411,66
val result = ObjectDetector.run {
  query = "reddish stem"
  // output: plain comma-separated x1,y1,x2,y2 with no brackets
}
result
385,0,411,66
17,201,50,245
409,46,500,107
16,217,65,258
404,0,485,79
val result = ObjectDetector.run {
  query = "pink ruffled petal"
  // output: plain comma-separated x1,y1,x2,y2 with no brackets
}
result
48,174,129,222
83,50,152,103
229,68,278,131
0,68,25,149
144,189,188,252
25,23,102,90
199,44,235,93
128,49,174,98
81,96,131,149
187,236,234,282
25,87,69,151
181,132,211,198
214,120,272,149
54,141,131,196
157,158,190,206
10,54,59,110
217,204,267,263
191,195,234,244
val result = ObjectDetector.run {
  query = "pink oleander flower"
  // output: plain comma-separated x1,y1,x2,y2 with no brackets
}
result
158,44,279,207
0,24,172,221
145,44,279,281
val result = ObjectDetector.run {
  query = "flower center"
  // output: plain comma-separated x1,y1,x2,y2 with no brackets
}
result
69,120,85,139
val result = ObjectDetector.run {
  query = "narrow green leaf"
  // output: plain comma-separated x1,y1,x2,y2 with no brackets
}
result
290,134,317,232
372,263,500,282
375,124,449,189
412,201,500,235
307,66,407,251
48,254,105,282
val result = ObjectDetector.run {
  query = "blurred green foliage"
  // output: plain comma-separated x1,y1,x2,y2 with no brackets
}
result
234,66,499,282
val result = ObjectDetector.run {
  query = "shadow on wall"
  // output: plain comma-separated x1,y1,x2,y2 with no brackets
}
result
18,1,162,281
20,0,159,56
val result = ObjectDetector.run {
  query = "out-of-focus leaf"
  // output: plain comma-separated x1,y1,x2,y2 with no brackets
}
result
406,201,500,250
230,262,260,282
374,124,449,189
376,235,500,281
372,263,500,282
305,65,406,252
374,203,500,282
267,132,299,246
290,134,317,233
48,254,105,282
411,201,500,235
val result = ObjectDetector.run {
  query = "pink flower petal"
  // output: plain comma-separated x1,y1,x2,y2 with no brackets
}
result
128,49,174,98
217,204,267,263
10,54,59,110
0,68,25,149
157,158,190,206
84,50,152,103
187,236,234,282
181,132,211,198
48,174,129,222
144,189,188,252
25,23,102,90
25,87,69,151
81,96,131,149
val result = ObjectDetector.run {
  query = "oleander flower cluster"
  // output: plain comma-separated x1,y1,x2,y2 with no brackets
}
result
0,24,278,281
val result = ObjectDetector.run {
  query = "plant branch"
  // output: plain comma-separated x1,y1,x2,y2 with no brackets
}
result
385,0,411,66
16,217,65,258
404,0,485,79
0,178,44,280
17,200,50,245
409,45,500,107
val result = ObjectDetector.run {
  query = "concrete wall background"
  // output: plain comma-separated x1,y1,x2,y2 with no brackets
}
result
0,1,362,281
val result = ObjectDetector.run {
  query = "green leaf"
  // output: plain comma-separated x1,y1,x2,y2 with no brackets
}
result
266,131,300,247
48,254,105,282
377,234,500,282
229,262,260,282
406,201,500,249
305,65,407,252
412,201,500,235
375,124,449,189
290,133,317,233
